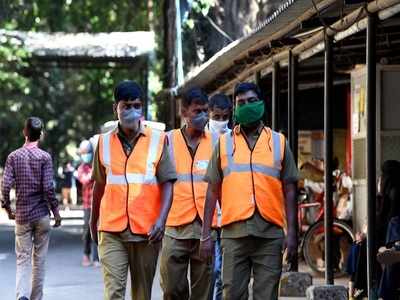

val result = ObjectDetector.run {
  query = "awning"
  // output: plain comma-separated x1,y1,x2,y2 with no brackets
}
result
0,30,155,64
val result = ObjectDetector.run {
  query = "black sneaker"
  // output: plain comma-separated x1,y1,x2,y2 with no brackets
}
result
18,297,29,300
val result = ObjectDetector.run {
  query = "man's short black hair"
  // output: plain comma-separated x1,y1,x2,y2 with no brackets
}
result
114,80,143,103
234,82,261,99
182,87,208,108
25,117,43,142
209,93,232,111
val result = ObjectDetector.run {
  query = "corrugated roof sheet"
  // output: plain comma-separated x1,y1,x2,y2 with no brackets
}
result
0,30,155,60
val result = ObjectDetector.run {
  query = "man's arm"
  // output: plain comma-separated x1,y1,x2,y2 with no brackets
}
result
281,140,299,269
200,139,223,259
90,181,105,245
43,156,61,227
148,136,177,242
284,182,298,269
1,155,15,219
148,180,173,243
200,182,220,259
90,140,107,244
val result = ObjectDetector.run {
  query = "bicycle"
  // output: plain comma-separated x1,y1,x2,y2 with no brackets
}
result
297,187,354,277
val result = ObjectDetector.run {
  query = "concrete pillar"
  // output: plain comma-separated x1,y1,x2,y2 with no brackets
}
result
280,272,313,297
306,285,348,300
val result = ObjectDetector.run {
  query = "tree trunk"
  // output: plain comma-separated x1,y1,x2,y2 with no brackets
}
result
192,0,283,62
164,0,177,129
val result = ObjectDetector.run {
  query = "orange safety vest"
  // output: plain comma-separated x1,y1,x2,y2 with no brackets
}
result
98,126,165,234
220,126,286,228
166,129,218,227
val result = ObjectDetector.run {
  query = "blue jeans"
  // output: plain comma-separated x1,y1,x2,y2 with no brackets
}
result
211,231,222,300
83,208,98,261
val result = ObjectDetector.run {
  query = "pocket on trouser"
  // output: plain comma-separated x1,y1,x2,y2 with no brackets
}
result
251,238,284,300
15,224,33,262
98,232,106,261
98,231,104,245
97,232,126,266
36,215,51,234
220,238,252,300
258,237,284,270
15,223,31,237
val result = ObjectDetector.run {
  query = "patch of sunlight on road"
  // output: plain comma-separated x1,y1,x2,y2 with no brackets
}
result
0,253,9,260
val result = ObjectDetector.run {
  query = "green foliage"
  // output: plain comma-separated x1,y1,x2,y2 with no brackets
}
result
0,37,30,92
0,0,164,166
191,0,216,16
183,0,215,29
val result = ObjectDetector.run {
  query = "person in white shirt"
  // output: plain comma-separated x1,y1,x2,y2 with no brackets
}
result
205,93,232,300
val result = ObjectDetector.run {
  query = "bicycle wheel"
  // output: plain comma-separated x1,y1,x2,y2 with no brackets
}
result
302,219,354,277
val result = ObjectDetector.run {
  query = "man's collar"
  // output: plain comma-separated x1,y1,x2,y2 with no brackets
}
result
234,121,265,135
181,125,206,138
24,140,39,148
116,121,146,138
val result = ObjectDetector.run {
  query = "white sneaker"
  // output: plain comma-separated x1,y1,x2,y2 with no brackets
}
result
93,261,101,268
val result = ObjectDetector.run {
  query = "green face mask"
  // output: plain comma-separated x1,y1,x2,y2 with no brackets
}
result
234,100,265,126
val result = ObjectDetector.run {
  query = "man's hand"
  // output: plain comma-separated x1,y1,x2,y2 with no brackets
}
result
284,233,298,271
148,219,165,243
199,236,213,261
53,212,62,228
283,181,298,271
6,208,15,220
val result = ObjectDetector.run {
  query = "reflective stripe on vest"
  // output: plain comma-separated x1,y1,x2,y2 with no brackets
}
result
167,129,220,227
167,130,214,183
222,130,282,178
166,130,175,170
176,173,205,182
102,130,161,185
272,130,281,169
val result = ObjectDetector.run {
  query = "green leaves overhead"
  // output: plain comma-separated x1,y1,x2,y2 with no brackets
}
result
0,0,162,166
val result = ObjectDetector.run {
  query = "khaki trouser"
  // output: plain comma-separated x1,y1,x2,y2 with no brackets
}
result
221,236,284,300
98,232,159,300
160,236,213,300
15,215,51,300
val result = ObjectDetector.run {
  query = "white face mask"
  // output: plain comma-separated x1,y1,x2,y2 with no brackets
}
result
118,108,142,130
209,119,229,134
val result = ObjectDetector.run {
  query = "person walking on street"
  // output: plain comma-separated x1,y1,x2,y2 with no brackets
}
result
205,93,232,300
90,80,176,300
200,82,299,300
77,139,99,267
1,116,62,300
160,88,217,300
61,162,74,210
